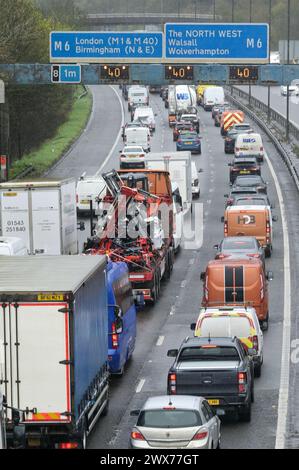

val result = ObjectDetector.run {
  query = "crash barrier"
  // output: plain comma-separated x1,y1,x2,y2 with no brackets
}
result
226,89,299,193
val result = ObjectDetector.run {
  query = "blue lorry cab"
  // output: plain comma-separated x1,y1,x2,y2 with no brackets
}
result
107,261,137,375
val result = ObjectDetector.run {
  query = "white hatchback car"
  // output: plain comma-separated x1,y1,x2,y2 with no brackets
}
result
119,145,146,169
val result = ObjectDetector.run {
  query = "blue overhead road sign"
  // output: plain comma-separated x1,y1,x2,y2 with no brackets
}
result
50,31,163,63
165,23,269,63
51,65,81,83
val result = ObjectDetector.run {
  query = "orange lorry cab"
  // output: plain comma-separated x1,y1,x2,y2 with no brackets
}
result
223,205,276,257
201,258,272,331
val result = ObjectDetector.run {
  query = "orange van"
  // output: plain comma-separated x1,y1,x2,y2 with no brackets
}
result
222,205,277,257
200,258,272,330
221,110,244,136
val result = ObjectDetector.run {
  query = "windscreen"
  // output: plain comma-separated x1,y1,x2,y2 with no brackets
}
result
200,317,251,338
234,176,262,186
235,198,267,206
222,238,256,250
179,346,239,361
137,409,202,428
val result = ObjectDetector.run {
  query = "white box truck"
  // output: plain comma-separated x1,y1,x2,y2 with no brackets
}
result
0,179,78,255
0,255,109,449
145,152,192,212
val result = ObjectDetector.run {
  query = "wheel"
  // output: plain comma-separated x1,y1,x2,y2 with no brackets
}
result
238,403,251,422
261,312,269,332
265,245,272,258
149,274,158,305
254,362,262,378
78,420,87,449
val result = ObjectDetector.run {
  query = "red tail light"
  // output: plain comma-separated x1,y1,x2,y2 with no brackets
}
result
246,253,260,259
238,372,247,393
192,431,208,441
168,373,177,394
112,322,119,349
58,442,79,449
131,430,145,441
266,221,270,234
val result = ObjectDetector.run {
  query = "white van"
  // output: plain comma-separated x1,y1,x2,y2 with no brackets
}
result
171,182,183,253
175,85,197,112
76,175,106,215
128,86,149,111
191,161,200,199
235,133,265,162
133,107,156,132
203,86,225,111
0,237,28,256
124,126,150,152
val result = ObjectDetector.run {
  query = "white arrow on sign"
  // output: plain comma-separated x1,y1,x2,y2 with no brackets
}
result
0,79,5,104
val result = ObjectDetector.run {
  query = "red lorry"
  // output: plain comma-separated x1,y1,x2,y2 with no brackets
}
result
85,170,174,304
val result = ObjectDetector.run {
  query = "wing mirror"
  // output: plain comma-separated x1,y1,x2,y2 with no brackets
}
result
221,216,225,223
190,323,196,331
266,271,274,281
200,272,206,281
214,244,219,250
130,410,140,417
198,169,204,173
167,349,178,357
224,194,229,198
272,215,278,222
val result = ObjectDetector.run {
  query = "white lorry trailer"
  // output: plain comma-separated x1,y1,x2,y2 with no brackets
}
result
145,151,192,212
0,255,109,449
0,179,77,255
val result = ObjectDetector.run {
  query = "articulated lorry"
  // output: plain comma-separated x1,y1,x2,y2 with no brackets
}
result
0,179,78,255
0,256,109,449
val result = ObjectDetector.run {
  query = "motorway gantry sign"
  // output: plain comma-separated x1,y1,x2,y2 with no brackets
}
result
164,23,269,64
51,64,81,83
50,24,269,64
50,31,163,63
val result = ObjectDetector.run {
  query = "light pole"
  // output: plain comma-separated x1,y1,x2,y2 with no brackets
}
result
248,0,252,107
286,0,291,142
267,0,272,123
232,0,235,22
213,0,216,22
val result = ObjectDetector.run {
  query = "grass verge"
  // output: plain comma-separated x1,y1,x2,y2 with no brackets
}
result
10,86,93,178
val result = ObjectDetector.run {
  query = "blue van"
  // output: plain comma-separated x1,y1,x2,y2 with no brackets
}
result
107,261,137,375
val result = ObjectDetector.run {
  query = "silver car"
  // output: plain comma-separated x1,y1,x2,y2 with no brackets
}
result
130,395,221,449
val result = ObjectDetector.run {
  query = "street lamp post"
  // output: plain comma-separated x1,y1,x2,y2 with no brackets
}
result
232,0,235,22
213,0,216,22
286,0,291,142
267,0,272,123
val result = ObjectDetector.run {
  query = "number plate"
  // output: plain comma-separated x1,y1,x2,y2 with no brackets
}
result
208,399,220,406
80,199,90,205
240,170,250,174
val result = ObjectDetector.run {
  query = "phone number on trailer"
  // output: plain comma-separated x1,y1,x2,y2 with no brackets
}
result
5,220,26,233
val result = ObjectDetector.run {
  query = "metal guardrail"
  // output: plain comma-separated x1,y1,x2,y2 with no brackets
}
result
227,90,299,192
230,86,299,142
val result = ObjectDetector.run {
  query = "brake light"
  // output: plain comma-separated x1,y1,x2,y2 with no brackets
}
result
112,322,119,349
58,442,79,449
252,335,258,351
238,372,247,393
266,221,270,234
168,373,177,394
131,431,145,441
246,253,260,259
192,431,208,441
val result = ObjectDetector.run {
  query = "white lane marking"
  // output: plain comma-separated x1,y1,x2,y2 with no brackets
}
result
181,280,187,288
170,306,176,315
189,258,195,265
156,336,165,346
96,86,125,175
264,151,291,449
136,379,146,393
207,200,212,204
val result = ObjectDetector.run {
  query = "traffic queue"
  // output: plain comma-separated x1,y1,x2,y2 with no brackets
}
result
0,82,277,450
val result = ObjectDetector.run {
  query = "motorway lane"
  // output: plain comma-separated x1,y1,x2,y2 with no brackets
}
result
237,85,299,128
86,91,286,449
47,86,123,180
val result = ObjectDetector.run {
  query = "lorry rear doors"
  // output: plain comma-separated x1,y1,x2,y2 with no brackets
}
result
0,302,71,424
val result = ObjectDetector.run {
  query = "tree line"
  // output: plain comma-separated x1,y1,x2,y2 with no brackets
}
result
0,0,76,166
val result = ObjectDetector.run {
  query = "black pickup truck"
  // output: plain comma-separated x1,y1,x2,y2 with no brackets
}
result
167,337,254,422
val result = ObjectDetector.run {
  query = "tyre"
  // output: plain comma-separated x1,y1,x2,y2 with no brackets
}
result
265,245,272,258
254,362,262,378
238,403,251,422
78,421,87,449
